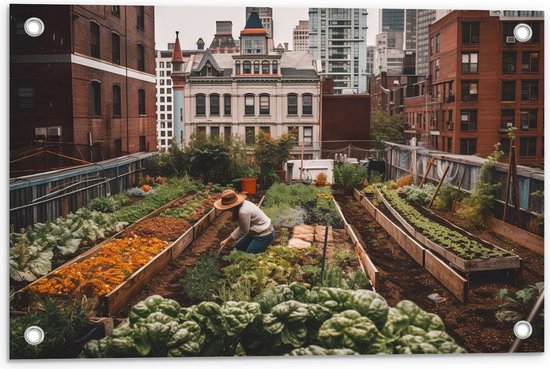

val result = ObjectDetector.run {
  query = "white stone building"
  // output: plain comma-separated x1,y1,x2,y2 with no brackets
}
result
293,20,309,52
155,48,175,150
171,12,322,159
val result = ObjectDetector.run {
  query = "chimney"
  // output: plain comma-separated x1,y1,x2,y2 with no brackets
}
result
284,42,289,51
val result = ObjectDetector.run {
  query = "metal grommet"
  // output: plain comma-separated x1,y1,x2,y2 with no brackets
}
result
24,17,45,37
24,326,45,345
514,23,532,42
513,320,533,339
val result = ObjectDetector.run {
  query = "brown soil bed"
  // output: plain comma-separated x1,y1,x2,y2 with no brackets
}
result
335,194,544,353
122,216,191,241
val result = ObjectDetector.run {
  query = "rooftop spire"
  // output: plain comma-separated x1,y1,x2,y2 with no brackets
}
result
171,31,183,63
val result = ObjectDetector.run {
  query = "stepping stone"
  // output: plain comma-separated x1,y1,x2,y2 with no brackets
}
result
293,224,315,235
314,226,333,242
287,238,311,249
293,232,314,242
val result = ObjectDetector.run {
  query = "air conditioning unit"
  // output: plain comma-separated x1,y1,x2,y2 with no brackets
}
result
47,127,62,136
34,127,47,137
490,10,502,16
506,122,513,128
506,36,516,44
469,89,478,94
522,124,529,130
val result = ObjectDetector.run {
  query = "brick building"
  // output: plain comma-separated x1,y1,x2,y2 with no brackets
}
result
403,10,544,166
10,5,156,175
369,72,425,116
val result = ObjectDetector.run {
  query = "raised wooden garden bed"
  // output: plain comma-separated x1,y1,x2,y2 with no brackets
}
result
376,188,521,274
354,189,468,303
19,201,220,316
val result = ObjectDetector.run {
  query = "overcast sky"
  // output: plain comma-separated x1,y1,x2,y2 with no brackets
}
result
154,7,380,51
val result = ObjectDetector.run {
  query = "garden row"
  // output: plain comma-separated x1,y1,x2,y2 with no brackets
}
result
17,178,225,316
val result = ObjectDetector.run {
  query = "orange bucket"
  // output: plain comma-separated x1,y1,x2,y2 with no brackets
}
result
240,178,257,195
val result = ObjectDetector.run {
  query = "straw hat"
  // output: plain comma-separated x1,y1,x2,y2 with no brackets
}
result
214,189,246,210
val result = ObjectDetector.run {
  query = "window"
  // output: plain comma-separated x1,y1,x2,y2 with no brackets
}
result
461,81,478,102
522,52,540,73
91,81,101,116
137,44,145,71
462,53,478,73
259,94,270,115
197,126,206,135
245,127,255,146
210,94,219,116
460,110,477,131
300,95,313,116
520,137,537,156
460,138,477,155
501,81,516,101
210,126,220,138
521,80,538,101
160,88,164,94
462,23,480,44
112,6,120,17
501,109,515,129
243,61,251,74
288,94,298,115
139,136,146,151
224,127,231,144
500,138,510,155
235,61,241,75
520,110,537,129
112,33,120,64
167,88,172,94
138,89,145,115
447,138,452,153
435,33,440,53
113,85,121,117
137,6,145,30
272,61,278,74
245,94,255,115
260,126,270,136
17,79,35,111
224,94,231,115
253,61,260,74
90,22,100,58
196,94,205,115
303,126,313,146
288,126,299,141
114,139,122,156
262,61,270,74
502,52,516,73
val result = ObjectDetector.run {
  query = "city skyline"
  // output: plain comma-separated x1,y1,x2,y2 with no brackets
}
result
154,6,381,50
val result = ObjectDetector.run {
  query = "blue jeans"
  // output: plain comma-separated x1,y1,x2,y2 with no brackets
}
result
235,230,275,254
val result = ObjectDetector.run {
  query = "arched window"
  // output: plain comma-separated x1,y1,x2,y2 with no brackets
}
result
210,94,220,116
272,60,279,74
243,61,251,74
112,85,121,117
244,93,255,115
262,61,270,74
259,94,270,115
302,94,313,115
196,94,206,116
287,93,298,115
235,61,241,75
253,60,260,74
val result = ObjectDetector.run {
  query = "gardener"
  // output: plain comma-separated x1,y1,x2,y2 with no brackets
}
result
215,189,274,254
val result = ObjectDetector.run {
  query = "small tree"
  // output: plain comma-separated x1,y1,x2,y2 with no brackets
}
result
254,132,296,185
371,111,405,142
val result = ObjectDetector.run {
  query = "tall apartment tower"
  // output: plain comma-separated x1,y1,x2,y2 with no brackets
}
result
308,8,368,94
366,46,376,75
10,4,156,174
293,20,309,51
170,32,186,148
404,9,417,52
416,9,451,75
380,9,405,32
375,32,405,73
156,46,175,150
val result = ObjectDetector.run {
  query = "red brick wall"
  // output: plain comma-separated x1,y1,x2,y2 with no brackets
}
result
429,10,544,166
322,95,370,150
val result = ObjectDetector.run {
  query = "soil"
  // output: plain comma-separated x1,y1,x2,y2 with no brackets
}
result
122,216,191,241
335,194,544,354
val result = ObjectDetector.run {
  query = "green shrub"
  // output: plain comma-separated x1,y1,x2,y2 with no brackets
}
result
87,193,129,213
179,252,222,301
333,163,368,193
433,183,458,211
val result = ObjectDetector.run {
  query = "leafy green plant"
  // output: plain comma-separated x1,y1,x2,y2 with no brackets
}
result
333,163,369,194
332,248,356,270
433,183,460,211
180,252,222,302
402,184,436,205
496,282,544,332
370,111,405,142
457,144,503,226
254,132,296,186
382,189,513,260
11,298,91,359
87,193,129,213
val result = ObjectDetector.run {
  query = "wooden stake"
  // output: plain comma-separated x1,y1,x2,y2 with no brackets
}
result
428,164,450,209
419,157,435,189
511,148,521,226
502,145,513,222
450,168,467,218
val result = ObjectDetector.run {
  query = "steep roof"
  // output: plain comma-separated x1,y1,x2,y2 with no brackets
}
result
171,31,183,63
194,49,222,73
241,11,267,35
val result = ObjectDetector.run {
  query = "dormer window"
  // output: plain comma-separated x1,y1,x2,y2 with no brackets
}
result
242,36,266,55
